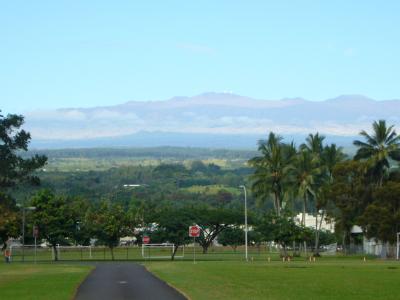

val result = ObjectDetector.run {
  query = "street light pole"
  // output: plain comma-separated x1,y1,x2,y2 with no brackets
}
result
239,185,248,262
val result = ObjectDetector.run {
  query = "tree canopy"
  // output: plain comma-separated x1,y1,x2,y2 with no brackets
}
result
0,111,47,250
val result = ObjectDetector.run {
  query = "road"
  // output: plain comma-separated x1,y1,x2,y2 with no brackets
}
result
74,262,187,300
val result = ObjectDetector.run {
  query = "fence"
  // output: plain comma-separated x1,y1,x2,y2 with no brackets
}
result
9,243,349,262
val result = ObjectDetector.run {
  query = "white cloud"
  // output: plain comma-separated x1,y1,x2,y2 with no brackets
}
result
23,95,400,141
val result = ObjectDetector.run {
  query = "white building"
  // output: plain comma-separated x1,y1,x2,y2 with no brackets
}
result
294,213,335,233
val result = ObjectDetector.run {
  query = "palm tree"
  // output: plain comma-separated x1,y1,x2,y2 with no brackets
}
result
249,132,296,216
293,150,319,226
322,144,347,179
313,144,346,255
299,133,329,255
353,120,400,186
300,133,325,155
298,133,325,225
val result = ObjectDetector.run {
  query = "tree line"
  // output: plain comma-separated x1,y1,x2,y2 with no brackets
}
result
250,120,400,256
1,110,400,259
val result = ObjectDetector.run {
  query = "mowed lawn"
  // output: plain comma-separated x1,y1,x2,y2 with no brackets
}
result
0,263,93,300
147,259,400,300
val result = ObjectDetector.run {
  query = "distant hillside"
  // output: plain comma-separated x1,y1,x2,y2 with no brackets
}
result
24,146,259,172
25,146,257,160
24,93,399,149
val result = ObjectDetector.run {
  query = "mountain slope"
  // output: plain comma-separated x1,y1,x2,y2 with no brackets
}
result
25,93,400,148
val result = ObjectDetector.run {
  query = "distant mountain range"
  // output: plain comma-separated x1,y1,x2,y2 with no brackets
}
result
25,93,400,149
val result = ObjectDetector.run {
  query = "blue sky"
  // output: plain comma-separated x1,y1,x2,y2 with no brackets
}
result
1,1,400,114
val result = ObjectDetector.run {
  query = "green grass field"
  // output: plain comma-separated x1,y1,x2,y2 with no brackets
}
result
146,259,400,300
0,263,93,300
2,255,399,300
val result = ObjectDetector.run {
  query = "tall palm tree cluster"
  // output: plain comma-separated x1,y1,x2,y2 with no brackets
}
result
353,120,400,186
250,120,400,254
250,132,344,223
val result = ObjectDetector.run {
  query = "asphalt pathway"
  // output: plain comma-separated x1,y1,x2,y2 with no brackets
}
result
74,262,187,300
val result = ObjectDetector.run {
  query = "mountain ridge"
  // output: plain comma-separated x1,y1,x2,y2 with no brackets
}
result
24,93,400,149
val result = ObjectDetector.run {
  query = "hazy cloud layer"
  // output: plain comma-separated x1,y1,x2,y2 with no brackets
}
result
24,93,400,141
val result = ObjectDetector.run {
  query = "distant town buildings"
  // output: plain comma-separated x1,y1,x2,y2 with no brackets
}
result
294,213,335,233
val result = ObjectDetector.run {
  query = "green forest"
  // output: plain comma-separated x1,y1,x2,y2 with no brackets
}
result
2,111,400,260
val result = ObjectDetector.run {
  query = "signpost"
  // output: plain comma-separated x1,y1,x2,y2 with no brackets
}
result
142,236,150,244
142,236,150,260
33,225,39,264
189,225,201,264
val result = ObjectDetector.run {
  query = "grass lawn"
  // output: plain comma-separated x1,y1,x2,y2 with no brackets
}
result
0,263,93,300
146,259,400,300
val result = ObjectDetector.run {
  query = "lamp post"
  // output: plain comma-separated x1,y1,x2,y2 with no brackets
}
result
239,185,248,262
17,204,36,262
397,232,400,260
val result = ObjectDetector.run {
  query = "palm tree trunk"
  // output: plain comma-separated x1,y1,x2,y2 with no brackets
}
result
302,192,308,256
275,192,281,216
302,193,307,227
379,173,384,187
272,194,277,214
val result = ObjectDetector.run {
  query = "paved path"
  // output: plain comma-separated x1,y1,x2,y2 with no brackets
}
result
75,262,187,300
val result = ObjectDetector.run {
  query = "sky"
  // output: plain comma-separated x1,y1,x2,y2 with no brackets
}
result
1,0,400,114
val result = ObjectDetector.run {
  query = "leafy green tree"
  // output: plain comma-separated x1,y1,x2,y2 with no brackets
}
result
248,229,263,250
0,112,47,249
215,190,234,207
353,120,400,186
31,190,77,261
152,206,193,260
69,197,92,246
0,112,47,189
249,132,296,216
0,193,20,250
87,201,130,260
328,161,369,248
217,226,245,251
194,206,243,253
257,211,302,257
152,163,189,188
190,160,208,173
317,229,337,246
359,182,400,248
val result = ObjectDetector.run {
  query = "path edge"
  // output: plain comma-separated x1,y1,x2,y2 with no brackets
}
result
143,264,191,300
71,265,96,300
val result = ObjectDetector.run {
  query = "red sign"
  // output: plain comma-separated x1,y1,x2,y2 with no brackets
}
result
142,236,150,244
189,225,201,237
